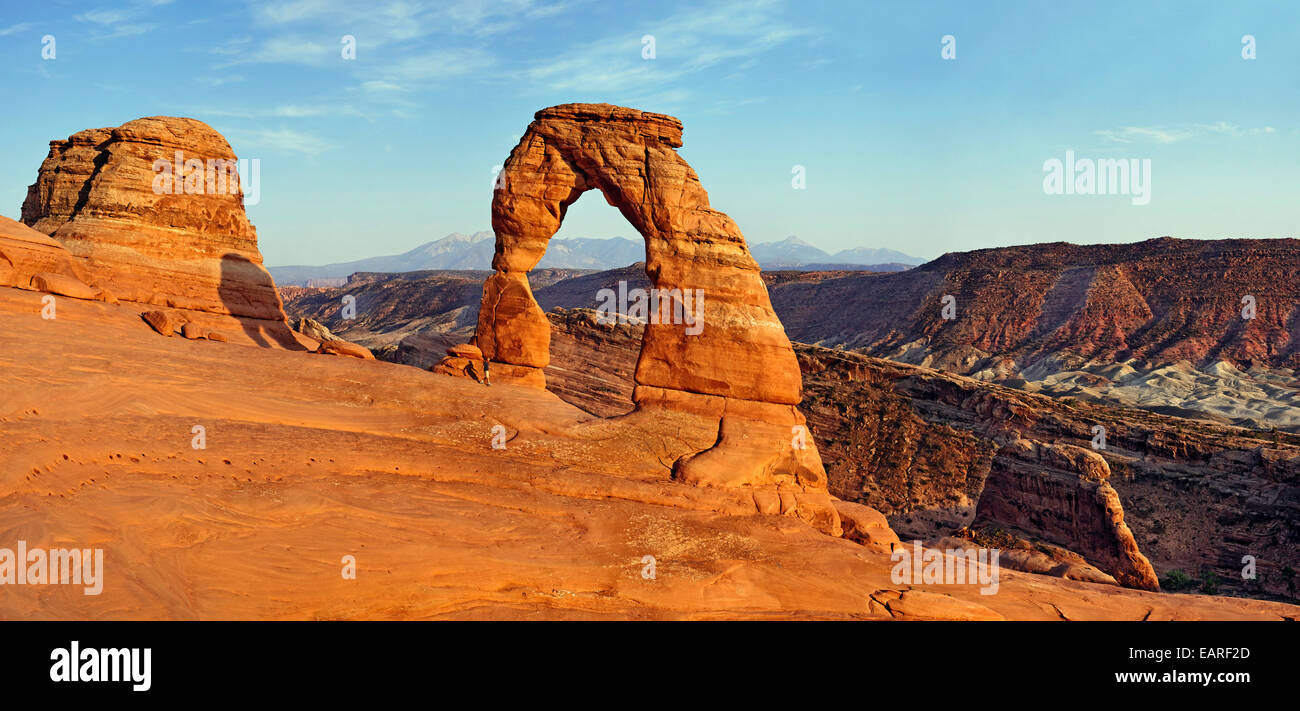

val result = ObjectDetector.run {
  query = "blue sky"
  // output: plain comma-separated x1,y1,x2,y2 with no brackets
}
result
1,0,1297,266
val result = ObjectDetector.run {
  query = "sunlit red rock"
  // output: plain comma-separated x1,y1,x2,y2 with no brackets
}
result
440,104,833,528
21,117,285,322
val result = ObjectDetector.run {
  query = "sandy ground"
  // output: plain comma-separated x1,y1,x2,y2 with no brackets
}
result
2,286,1297,620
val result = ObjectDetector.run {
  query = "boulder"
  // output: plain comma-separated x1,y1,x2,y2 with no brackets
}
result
316,339,374,360
446,343,484,360
293,317,336,342
29,272,99,300
141,310,184,337
431,355,486,383
431,342,488,382
834,500,902,553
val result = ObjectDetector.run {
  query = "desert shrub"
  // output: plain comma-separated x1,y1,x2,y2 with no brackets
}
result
1162,569,1194,591
1200,571,1220,595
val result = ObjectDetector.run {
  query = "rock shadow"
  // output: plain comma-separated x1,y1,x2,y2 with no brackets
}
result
219,252,305,350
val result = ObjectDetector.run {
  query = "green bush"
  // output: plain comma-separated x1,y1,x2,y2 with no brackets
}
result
1162,569,1194,591
1200,572,1220,595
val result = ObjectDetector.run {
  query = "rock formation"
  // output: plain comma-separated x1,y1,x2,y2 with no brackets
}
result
972,435,1159,590
474,104,801,399
21,116,285,322
434,103,834,528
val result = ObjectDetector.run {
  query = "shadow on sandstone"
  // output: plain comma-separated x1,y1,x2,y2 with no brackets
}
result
220,252,305,350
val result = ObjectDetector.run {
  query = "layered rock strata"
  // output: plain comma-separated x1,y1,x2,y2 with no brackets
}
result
21,117,285,322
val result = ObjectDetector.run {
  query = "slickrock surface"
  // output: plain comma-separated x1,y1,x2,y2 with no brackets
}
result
21,117,285,322
3,285,1296,620
935,535,1119,586
283,270,1300,597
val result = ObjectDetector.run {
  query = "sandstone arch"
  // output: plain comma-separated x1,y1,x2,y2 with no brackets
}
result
464,104,836,528
481,104,803,396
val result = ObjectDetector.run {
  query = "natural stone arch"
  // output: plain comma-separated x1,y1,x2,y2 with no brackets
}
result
477,103,802,405
459,104,837,530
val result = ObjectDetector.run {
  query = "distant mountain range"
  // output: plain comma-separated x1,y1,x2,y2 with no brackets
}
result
747,236,923,268
269,233,923,286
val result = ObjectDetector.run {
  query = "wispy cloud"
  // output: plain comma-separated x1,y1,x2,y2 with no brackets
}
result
184,103,366,120
1194,121,1276,137
75,10,131,25
216,34,334,67
360,80,405,93
226,0,537,76
247,0,579,38
226,127,332,155
210,0,797,117
0,22,35,36
519,0,808,100
1095,122,1276,144
197,74,246,87
385,48,496,82
74,5,158,39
